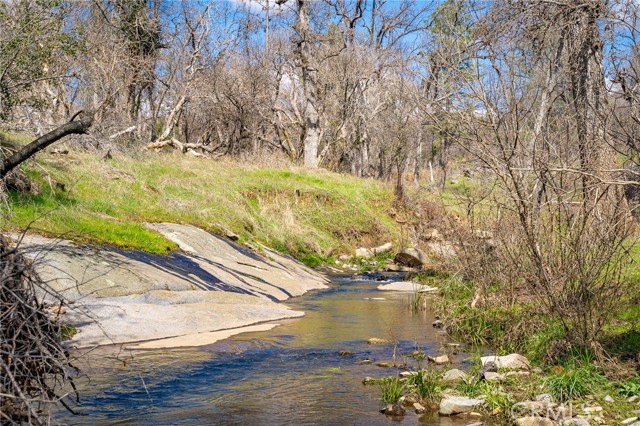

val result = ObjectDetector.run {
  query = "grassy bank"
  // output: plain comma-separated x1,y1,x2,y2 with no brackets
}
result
1,140,403,264
403,271,640,424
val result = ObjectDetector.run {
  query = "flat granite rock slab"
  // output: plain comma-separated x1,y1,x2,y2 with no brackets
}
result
10,225,327,347
145,222,329,300
64,290,304,347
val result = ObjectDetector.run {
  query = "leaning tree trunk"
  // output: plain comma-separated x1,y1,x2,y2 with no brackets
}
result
0,110,93,179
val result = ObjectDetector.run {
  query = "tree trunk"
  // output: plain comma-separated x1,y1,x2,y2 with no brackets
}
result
296,0,320,168
0,111,93,179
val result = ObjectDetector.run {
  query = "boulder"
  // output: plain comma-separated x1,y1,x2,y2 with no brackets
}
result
432,319,444,329
515,417,555,426
622,418,639,425
481,354,530,370
442,369,469,384
382,403,406,416
377,281,438,293
394,248,428,268
356,247,374,258
439,396,484,415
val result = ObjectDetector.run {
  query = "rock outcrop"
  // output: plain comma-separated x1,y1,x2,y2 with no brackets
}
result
15,223,329,348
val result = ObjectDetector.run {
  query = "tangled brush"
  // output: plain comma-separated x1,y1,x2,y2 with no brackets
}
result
0,235,77,425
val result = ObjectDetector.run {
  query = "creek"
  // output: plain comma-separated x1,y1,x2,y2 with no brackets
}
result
57,274,473,426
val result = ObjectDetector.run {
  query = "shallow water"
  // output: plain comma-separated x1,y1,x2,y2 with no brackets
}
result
57,274,474,426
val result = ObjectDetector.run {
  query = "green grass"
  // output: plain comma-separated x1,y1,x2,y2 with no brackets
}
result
407,369,442,403
545,366,605,402
379,376,405,404
59,323,77,341
2,146,403,260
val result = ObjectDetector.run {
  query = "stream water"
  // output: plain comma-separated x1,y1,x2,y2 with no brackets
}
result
57,274,473,426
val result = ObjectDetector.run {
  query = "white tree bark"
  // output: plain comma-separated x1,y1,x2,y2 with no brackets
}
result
297,0,320,168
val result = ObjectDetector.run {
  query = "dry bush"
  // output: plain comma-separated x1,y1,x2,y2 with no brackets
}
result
0,235,77,425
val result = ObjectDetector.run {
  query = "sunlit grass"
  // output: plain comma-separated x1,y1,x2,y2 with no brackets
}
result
2,147,403,260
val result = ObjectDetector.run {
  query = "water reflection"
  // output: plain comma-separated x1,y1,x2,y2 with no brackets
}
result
57,275,472,426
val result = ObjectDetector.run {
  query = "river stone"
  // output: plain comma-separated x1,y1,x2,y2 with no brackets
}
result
377,281,438,293
414,402,426,414
382,403,406,416
561,419,590,426
603,395,614,402
367,338,394,345
428,354,449,364
478,361,498,380
443,369,469,383
515,417,555,426
536,394,552,402
439,396,484,415
484,372,503,382
394,248,428,268
373,242,393,254
481,354,531,370
356,247,374,258
622,418,639,425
